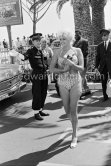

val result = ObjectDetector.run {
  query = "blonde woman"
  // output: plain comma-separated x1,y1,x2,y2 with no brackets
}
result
50,30,84,148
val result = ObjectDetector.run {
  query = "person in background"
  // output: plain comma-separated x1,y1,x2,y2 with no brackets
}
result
0,41,4,50
41,38,53,93
51,39,61,97
73,30,91,98
15,37,23,53
3,39,8,49
29,36,33,46
23,33,49,120
22,36,27,48
12,40,15,49
95,28,111,101
41,38,53,68
50,30,84,148
26,37,30,47
15,37,22,48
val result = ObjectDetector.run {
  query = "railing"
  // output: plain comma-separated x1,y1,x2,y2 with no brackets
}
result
87,45,97,72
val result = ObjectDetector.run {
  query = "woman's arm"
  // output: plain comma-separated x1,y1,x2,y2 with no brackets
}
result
65,48,84,72
49,49,70,74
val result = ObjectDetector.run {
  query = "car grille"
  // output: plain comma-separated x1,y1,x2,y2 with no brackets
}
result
0,74,21,92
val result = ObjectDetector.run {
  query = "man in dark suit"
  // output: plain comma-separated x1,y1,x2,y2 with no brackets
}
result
95,28,111,101
73,30,91,97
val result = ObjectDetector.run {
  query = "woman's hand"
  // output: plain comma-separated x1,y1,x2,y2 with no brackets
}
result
65,59,78,72
63,64,70,72
65,58,75,67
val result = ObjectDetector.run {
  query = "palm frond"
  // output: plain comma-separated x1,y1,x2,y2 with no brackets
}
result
37,1,52,22
56,0,69,18
70,0,74,6
30,0,48,11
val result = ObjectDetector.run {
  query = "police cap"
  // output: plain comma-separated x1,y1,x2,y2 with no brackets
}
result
100,29,110,35
30,33,42,41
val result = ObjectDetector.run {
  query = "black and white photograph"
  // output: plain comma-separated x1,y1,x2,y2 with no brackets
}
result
0,0,111,166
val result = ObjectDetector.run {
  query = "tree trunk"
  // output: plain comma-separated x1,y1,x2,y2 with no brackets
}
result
33,0,36,34
90,0,107,45
73,0,93,45
7,25,12,49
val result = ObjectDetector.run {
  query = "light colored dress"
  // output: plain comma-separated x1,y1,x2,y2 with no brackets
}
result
57,48,81,90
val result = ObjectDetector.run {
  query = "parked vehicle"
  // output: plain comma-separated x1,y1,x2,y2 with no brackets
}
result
0,50,26,101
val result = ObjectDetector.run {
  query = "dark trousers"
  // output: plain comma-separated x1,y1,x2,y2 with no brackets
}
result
101,66,108,98
31,72,48,110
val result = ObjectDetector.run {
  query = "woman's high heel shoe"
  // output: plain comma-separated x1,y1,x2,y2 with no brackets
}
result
70,137,77,149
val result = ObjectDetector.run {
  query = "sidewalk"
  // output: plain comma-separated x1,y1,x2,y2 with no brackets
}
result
0,87,111,166
78,90,111,118
49,82,111,118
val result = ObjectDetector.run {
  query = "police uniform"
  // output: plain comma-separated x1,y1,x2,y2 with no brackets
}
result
24,33,49,120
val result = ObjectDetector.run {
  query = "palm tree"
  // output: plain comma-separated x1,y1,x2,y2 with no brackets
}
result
56,0,93,44
31,0,109,45
30,0,93,43
89,0,107,45
22,0,52,33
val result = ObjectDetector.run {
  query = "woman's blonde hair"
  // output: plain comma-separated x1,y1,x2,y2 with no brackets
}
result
57,30,73,41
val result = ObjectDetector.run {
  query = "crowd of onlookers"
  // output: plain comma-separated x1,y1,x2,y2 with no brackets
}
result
0,33,57,52
1,29,111,52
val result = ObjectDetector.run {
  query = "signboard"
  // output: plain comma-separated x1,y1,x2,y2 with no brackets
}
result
0,0,23,27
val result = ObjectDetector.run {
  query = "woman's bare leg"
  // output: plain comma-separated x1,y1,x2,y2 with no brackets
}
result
59,85,70,116
70,80,82,147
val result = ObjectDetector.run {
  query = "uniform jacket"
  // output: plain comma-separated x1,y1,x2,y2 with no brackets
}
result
24,46,47,73
95,41,111,75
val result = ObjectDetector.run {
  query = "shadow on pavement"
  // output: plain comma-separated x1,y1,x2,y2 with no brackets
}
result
0,89,32,112
0,112,59,134
78,97,111,116
80,98,111,108
0,116,33,134
44,100,62,111
26,122,59,129
103,148,111,166
79,90,111,108
58,114,69,122
0,139,70,166
54,90,111,122
78,120,111,143
37,131,64,140
49,93,60,98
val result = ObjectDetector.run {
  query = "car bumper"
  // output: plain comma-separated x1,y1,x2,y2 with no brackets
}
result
0,82,26,101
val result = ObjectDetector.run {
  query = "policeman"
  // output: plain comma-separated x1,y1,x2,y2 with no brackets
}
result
24,33,49,120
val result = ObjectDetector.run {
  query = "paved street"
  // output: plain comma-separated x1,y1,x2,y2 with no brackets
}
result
0,84,111,166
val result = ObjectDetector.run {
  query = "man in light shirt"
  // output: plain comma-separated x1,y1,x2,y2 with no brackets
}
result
22,36,27,47
15,37,22,49
95,28,111,101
